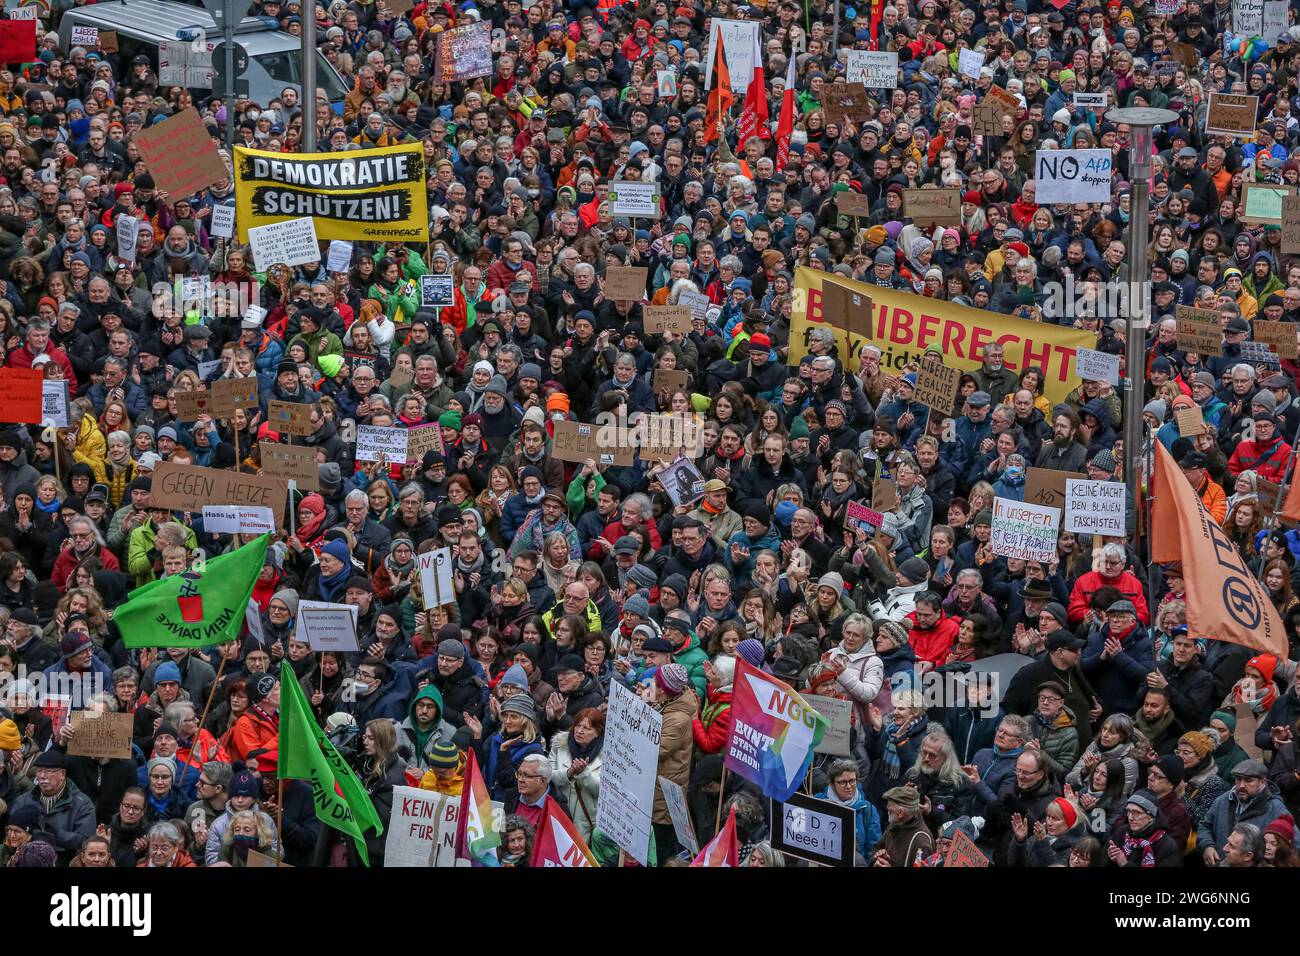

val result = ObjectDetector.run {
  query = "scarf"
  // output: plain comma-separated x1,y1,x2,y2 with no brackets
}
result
567,729,603,763
821,482,858,510
319,562,351,603
1135,709,1175,744
882,712,926,779
384,548,416,578
147,789,172,817
1122,827,1167,867
36,496,60,515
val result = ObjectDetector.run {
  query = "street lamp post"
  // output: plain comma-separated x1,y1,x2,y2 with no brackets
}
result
1105,107,1178,523
302,4,317,152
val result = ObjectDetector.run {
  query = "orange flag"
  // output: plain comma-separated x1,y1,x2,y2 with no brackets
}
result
1151,440,1287,658
1282,472,1300,522
704,33,734,144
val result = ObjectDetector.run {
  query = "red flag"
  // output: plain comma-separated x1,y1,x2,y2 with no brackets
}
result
774,54,797,171
704,32,734,144
690,806,738,867
1151,440,1287,658
530,797,598,867
869,0,884,49
736,30,769,146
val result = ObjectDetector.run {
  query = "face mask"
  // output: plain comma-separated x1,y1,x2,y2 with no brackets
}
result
528,188,540,198
1005,467,1024,481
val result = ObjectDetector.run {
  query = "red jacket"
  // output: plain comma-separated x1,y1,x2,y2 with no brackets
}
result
692,686,733,754
906,611,961,669
1228,436,1292,482
1067,569,1150,626
484,258,539,295
228,705,279,764
6,344,77,394
51,545,120,591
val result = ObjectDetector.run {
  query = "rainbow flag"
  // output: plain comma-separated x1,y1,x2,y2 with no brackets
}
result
723,657,829,801
454,749,500,867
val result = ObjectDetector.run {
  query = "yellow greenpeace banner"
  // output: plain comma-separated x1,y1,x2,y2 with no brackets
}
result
791,268,1092,405
233,144,428,243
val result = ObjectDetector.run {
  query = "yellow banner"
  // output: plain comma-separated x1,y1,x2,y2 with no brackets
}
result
233,144,428,243
791,268,1092,405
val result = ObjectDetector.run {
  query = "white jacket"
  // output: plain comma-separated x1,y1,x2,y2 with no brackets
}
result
869,579,929,623
826,641,885,706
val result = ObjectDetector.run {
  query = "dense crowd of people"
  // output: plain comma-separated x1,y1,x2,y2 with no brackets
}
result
1,0,1300,870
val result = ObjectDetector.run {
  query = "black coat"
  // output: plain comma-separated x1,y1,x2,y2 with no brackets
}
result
431,662,486,729
1157,657,1217,730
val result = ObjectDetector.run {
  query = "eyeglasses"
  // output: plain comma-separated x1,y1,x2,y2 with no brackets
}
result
515,771,543,780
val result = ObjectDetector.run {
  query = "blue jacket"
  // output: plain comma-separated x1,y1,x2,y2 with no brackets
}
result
1082,624,1154,716
815,784,882,862
952,416,992,476
500,492,544,542
1196,784,1289,854
42,653,115,710
963,745,1022,815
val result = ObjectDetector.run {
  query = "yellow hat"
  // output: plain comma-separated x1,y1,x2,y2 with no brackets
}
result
0,718,20,750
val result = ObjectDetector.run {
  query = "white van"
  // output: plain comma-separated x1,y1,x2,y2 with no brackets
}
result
58,0,348,111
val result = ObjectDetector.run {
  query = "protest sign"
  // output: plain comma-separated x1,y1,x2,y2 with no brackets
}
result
656,70,676,97
678,289,711,322
1174,305,1223,354
385,787,455,868
1284,194,1300,254
845,50,897,87
196,360,222,382
6,6,37,20
1073,91,1108,110
945,829,990,867
958,47,984,79
150,461,286,528
819,275,872,338
638,413,705,461
406,422,444,464
233,144,428,243
99,30,118,51
1176,406,1207,436
211,204,236,240
807,695,852,756
210,377,259,417
1252,320,1299,359
326,240,353,273
820,82,872,125
845,500,884,535
973,101,1005,135
872,478,899,513
418,547,455,609
1024,468,1083,511
41,381,67,427
835,191,873,217
1064,479,1127,535
246,849,285,868
136,108,228,200
1239,341,1277,366
661,456,706,507
1075,347,1121,385
1035,149,1113,204
1170,41,1199,66
658,776,699,856
770,791,855,867
903,188,962,225
1263,0,1288,39
434,22,493,82
1205,92,1260,137
201,505,276,535
259,441,319,490
247,216,320,271
0,20,37,64
356,425,409,463
991,496,1060,562
551,420,634,467
0,367,46,423
67,711,133,760
69,24,99,46
725,657,829,801
1234,0,1264,34
158,39,213,88
174,390,213,420
596,681,663,866
266,400,315,436
42,696,70,737
652,368,689,398
608,181,661,219
603,266,647,301
116,214,140,262
296,600,359,652
705,18,761,93
245,603,264,645
914,353,961,413
643,305,692,335
420,274,455,308
1241,183,1294,225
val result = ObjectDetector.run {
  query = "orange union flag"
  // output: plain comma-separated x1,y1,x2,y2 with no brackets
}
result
1151,441,1286,658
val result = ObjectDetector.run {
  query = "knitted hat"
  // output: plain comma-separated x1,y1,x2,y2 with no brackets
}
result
154,661,182,685
13,841,57,867
60,631,93,660
656,662,689,695
788,416,811,441
1211,710,1237,732
627,564,657,589
897,557,930,585
250,673,278,704
439,410,462,431
321,538,351,566
1265,815,1295,846
1052,797,1078,829
659,573,688,603
0,718,20,750
1179,730,1214,761
623,593,651,618
271,588,300,616
1125,790,1158,816
229,768,259,797
147,756,175,780
1154,754,1184,786
318,353,344,377
501,694,537,720
437,638,466,660
554,654,586,675
817,571,845,594
877,620,910,646
500,664,529,690
547,392,571,414
736,638,766,668
426,739,460,770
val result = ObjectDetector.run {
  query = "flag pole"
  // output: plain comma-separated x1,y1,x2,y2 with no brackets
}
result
276,776,285,867
1266,414,1300,529
176,652,227,793
715,766,728,833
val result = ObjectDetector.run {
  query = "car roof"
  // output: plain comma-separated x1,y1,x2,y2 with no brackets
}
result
64,0,296,51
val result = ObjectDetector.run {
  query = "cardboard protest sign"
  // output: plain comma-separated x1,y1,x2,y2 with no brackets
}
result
1176,406,1207,436
136,108,228,200
820,82,872,125
903,188,962,225
266,400,315,436
174,390,213,420
945,829,990,867
1241,183,1295,225
1252,320,1299,359
259,441,319,490
1205,92,1260,137
872,477,899,513
406,422,444,464
296,600,359,652
385,786,455,867
807,695,852,756
820,276,872,338
595,681,663,865
638,413,705,461
835,191,873,217
67,711,134,760
990,496,1060,562
914,353,961,414
246,848,286,867
652,368,689,397
658,776,699,855
99,29,118,51
551,420,634,467
1064,479,1127,535
1284,194,1300,254
1175,305,1223,354
769,791,855,867
418,547,455,609
973,101,1005,135
1024,468,1084,511
643,305,692,335
603,266,648,301
355,425,409,463
0,367,43,423
210,377,259,417
150,461,287,528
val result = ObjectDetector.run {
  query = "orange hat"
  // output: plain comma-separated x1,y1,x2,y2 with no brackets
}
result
1171,395,1196,410
1247,654,1278,684
547,392,571,414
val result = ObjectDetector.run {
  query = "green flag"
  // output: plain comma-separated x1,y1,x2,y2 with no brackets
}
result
118,533,269,648
277,661,383,865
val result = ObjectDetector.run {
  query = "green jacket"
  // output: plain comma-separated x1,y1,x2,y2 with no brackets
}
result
565,468,606,520
366,280,421,323
375,245,429,282
672,629,709,703
126,521,199,587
